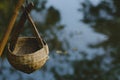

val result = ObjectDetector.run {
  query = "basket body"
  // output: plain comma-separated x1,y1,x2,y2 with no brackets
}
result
7,37,49,74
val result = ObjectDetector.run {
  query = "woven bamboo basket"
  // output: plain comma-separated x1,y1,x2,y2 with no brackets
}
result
7,3,49,74
7,37,49,74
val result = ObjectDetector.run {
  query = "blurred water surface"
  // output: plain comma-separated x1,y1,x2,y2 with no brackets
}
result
0,0,120,80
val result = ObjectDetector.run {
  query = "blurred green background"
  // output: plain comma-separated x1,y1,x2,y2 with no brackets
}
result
0,0,120,80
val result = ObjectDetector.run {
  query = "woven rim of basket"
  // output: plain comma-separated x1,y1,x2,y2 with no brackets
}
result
8,37,49,57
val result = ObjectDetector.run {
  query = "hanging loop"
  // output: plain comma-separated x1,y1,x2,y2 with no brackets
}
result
23,5,45,47
10,3,34,51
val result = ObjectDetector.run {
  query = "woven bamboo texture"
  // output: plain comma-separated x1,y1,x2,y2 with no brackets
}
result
7,37,49,74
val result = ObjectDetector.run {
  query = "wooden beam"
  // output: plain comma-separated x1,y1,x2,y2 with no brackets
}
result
0,0,24,56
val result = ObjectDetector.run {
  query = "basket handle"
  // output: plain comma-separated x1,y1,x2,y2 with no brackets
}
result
24,7,45,47
10,3,34,51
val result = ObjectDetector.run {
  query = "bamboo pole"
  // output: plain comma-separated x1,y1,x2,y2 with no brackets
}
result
0,0,24,56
